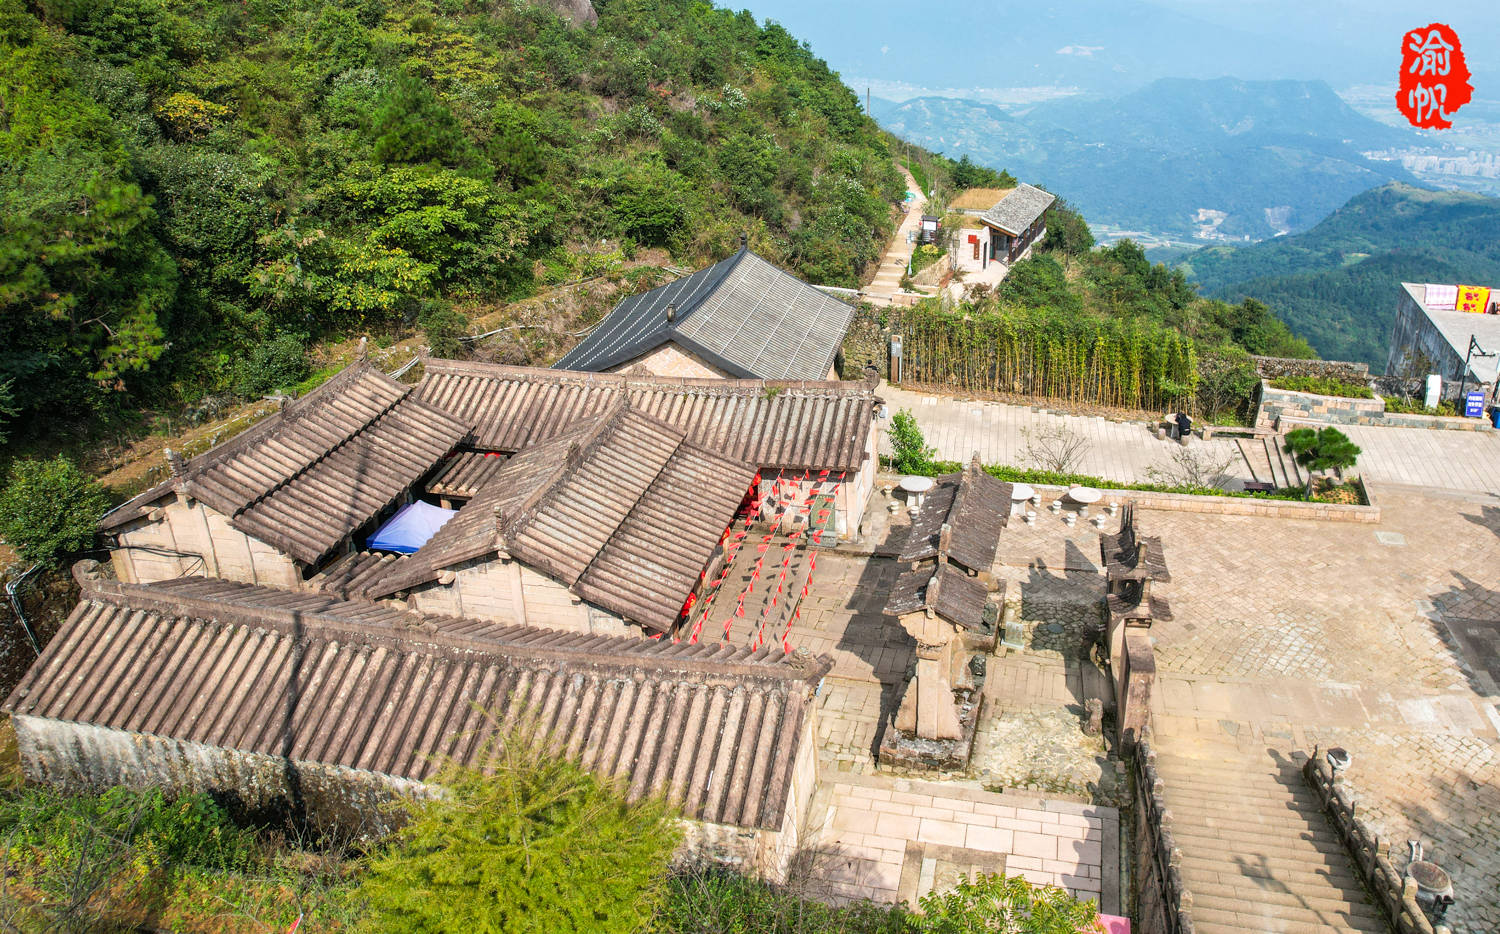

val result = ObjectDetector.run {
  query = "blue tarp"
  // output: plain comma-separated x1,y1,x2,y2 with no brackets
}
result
368,500,456,554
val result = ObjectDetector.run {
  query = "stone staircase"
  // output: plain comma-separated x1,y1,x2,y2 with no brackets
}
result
1236,437,1305,490
1151,740,1390,933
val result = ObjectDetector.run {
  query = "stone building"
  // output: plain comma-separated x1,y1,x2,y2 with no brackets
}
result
1386,281,1500,398
324,402,757,636
554,241,854,381
4,567,833,881
99,362,470,587
414,360,882,541
881,458,1011,769
948,183,1056,274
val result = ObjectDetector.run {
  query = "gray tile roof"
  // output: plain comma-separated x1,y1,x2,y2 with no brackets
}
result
363,403,758,633
898,459,1012,573
100,363,469,565
980,183,1057,236
555,247,854,380
886,562,993,630
414,360,878,472
5,573,831,830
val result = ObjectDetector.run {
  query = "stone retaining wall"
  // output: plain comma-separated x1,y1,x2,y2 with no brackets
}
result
1255,381,1384,429
1256,381,1492,432
1132,738,1195,934
1303,750,1452,934
841,308,888,379
1252,356,1369,383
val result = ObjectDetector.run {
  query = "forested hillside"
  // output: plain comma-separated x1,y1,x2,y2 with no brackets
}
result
1183,183,1500,367
0,0,902,439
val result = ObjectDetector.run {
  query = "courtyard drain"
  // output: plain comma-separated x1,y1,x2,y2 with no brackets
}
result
1376,531,1407,546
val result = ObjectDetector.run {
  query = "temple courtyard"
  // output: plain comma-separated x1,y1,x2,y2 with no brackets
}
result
789,477,1499,931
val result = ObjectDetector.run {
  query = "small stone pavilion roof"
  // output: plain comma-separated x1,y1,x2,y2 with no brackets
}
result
360,402,757,633
5,570,831,831
898,457,1013,574
99,362,469,565
555,244,854,381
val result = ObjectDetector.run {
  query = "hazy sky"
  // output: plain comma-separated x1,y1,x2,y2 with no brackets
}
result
733,0,1498,104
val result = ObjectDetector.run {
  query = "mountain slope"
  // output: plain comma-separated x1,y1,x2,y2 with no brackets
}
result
1182,184,1500,367
0,0,902,435
874,78,1418,242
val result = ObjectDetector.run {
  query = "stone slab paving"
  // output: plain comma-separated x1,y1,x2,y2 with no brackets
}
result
803,771,1117,910
880,381,1500,494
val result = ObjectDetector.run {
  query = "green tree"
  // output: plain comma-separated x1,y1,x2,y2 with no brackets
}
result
1040,198,1095,258
889,409,935,475
357,732,681,934
1283,426,1361,499
0,456,110,566
909,873,1102,934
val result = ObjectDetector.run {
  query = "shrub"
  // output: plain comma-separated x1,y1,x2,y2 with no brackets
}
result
357,729,681,934
1284,426,1361,499
1269,375,1373,399
889,410,935,475
0,456,109,566
417,302,469,359
232,333,309,398
660,869,906,934
909,873,1102,934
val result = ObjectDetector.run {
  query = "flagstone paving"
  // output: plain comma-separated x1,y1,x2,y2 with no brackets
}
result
796,473,1500,928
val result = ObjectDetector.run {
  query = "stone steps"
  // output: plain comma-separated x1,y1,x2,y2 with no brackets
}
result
1150,742,1387,934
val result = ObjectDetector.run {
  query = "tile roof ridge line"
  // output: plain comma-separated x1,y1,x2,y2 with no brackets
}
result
569,408,695,612
667,247,749,330
72,574,834,683
225,372,421,518
424,358,869,397
500,401,630,540
180,360,398,482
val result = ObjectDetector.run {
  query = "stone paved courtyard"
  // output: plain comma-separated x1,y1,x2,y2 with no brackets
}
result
793,467,1500,929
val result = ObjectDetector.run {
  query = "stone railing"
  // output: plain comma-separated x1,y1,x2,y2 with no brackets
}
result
1252,355,1369,383
1131,738,1196,934
1302,749,1453,934
1025,482,1381,524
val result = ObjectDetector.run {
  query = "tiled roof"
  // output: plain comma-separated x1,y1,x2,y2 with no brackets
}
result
555,247,854,381
886,562,994,629
899,459,1012,573
425,450,509,499
101,363,468,565
364,403,757,633
414,359,877,472
4,574,830,830
979,183,1056,236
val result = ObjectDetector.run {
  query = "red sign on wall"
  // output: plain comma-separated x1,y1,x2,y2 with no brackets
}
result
1397,23,1472,128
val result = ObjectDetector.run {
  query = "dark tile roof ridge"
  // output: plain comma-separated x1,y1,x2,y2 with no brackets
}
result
182,361,401,483
498,401,632,538
98,361,411,532
53,573,831,686
424,358,876,398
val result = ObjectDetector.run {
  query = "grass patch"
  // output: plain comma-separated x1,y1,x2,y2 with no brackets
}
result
1382,396,1459,416
1269,375,1374,399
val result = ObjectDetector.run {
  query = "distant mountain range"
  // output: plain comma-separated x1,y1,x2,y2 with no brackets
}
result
1180,183,1500,368
873,78,1420,243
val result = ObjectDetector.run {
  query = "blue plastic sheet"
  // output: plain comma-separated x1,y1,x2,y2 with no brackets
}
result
368,500,456,554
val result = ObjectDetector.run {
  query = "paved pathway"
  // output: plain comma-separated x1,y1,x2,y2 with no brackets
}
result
862,167,929,306
805,772,1115,907
881,382,1500,495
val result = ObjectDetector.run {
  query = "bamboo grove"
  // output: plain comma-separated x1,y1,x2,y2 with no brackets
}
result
894,302,1198,410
